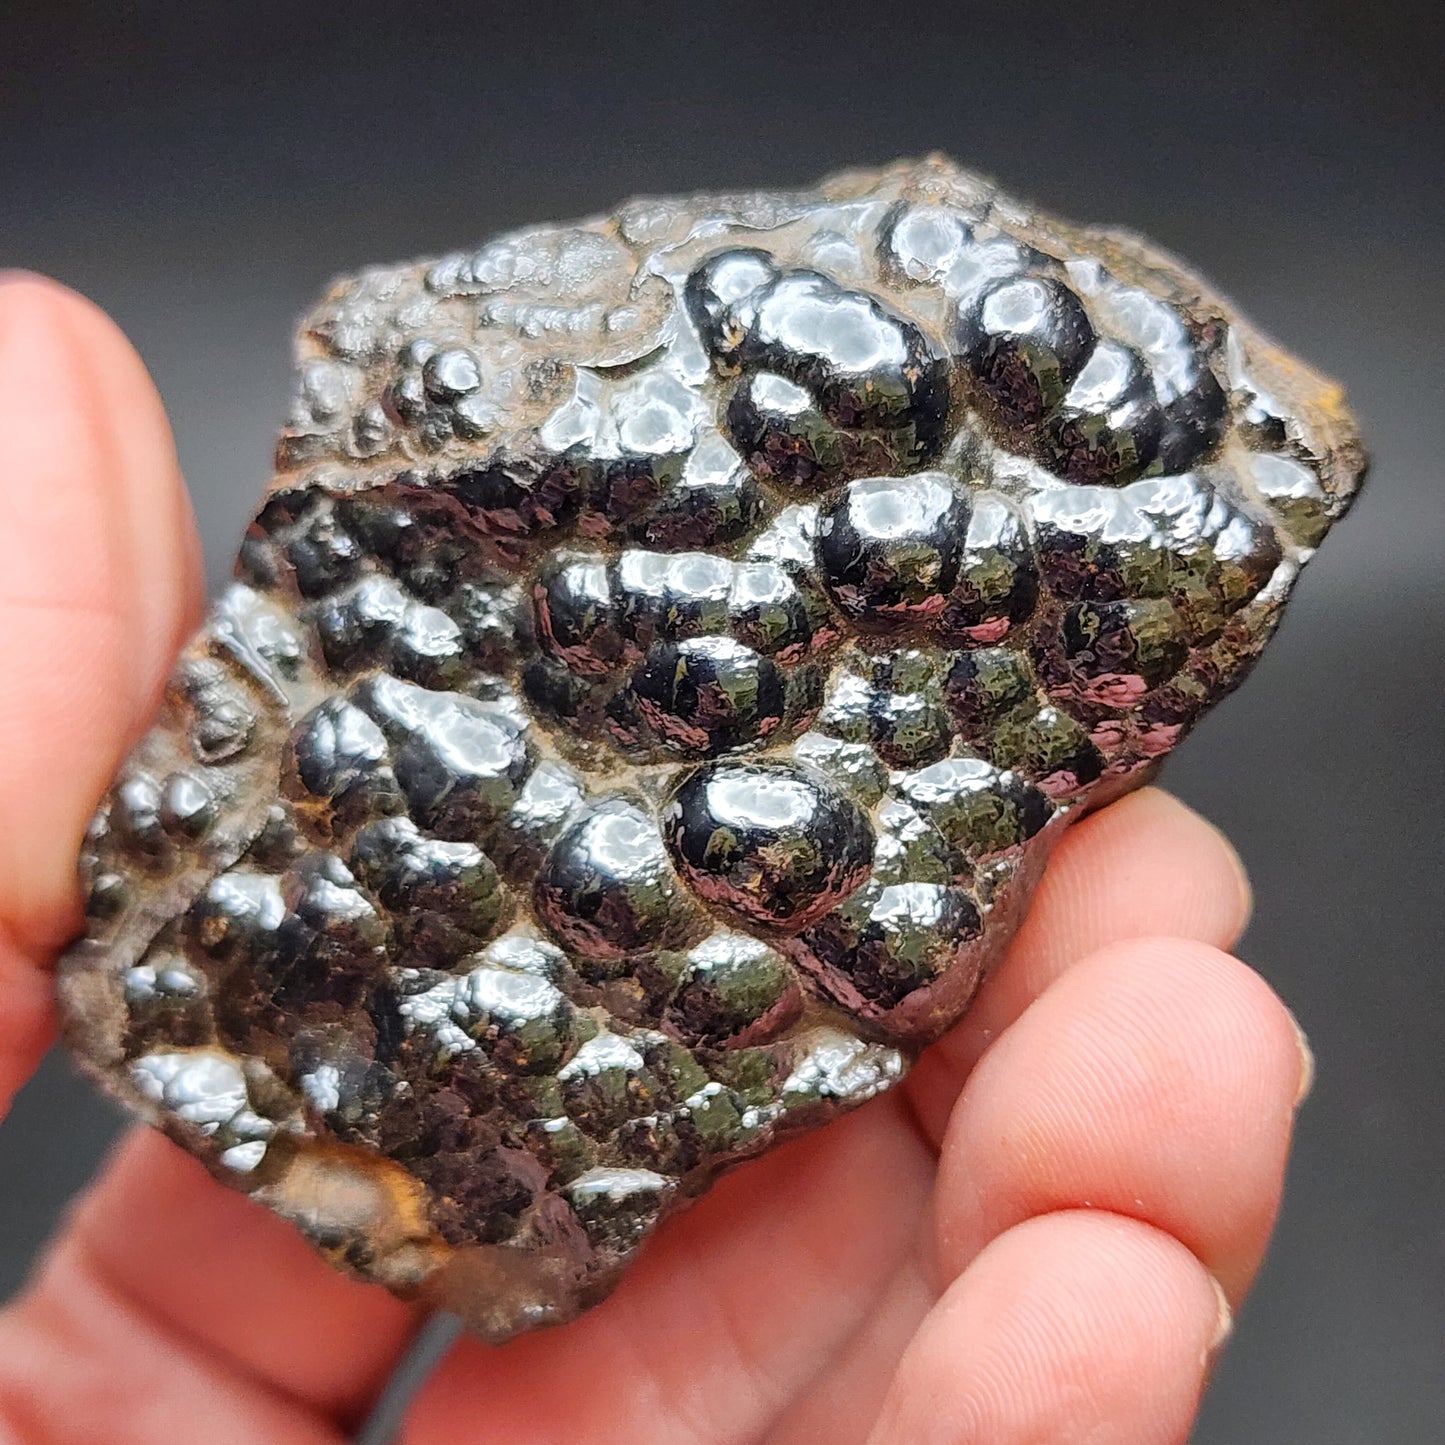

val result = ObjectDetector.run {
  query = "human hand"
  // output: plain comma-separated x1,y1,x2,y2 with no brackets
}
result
0,275,1309,1444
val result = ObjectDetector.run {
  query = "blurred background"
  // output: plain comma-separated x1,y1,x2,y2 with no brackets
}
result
1,2,1441,1438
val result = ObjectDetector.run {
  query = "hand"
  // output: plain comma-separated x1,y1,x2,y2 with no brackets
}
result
0,274,1309,1445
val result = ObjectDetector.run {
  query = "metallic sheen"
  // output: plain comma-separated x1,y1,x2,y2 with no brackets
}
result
57,157,1365,1341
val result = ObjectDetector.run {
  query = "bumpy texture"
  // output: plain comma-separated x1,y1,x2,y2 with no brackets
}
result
58,157,1365,1340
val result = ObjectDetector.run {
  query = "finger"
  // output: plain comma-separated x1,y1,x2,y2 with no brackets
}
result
867,1210,1228,1445
0,1131,417,1438
401,1098,935,1445
726,799,1255,1442
0,1232,352,1445
763,1255,937,1445
0,273,202,1105
906,787,1252,1145
934,938,1308,1304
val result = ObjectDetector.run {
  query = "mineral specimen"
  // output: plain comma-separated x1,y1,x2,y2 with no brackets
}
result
58,157,1366,1341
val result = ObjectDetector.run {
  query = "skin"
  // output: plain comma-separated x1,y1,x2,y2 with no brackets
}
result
0,273,1309,1445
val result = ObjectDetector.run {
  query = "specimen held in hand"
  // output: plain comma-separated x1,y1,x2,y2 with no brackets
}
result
58,156,1366,1341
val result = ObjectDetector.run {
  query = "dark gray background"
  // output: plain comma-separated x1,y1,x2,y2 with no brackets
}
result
2,2,1441,1439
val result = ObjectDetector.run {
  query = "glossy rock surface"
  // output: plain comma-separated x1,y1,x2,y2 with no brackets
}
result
57,157,1365,1341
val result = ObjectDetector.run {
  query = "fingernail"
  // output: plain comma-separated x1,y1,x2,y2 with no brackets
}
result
1208,1274,1234,1354
1288,1008,1315,1107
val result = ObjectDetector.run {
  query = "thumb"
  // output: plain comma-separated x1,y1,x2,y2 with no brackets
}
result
0,273,202,1113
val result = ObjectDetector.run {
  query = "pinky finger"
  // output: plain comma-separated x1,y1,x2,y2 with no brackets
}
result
867,1210,1227,1445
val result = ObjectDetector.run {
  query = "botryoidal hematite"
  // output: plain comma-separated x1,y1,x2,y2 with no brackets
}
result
58,157,1366,1341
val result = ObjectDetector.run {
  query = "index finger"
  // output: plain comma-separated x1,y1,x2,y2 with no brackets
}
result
0,273,202,1107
